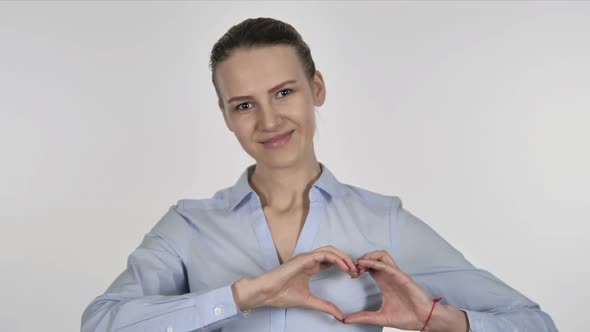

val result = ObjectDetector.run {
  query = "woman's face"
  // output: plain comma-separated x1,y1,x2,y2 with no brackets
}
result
215,45,326,169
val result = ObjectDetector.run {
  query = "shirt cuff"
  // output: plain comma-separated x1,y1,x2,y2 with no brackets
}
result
461,308,491,332
195,285,241,323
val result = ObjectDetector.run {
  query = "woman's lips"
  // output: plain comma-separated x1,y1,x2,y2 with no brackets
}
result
262,130,294,148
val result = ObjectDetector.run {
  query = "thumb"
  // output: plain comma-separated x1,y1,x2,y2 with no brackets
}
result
304,295,345,321
343,310,383,325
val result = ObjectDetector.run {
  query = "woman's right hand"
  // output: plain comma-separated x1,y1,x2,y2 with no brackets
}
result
231,245,361,320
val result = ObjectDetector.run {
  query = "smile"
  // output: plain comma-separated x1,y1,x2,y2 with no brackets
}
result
261,130,294,149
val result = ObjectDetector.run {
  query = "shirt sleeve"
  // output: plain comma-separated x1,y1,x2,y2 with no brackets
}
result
388,197,559,332
81,205,248,332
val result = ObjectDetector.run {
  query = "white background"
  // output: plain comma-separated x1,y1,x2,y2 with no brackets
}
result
1,1,588,331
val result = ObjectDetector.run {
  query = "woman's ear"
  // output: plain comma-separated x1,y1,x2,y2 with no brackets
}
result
312,70,326,107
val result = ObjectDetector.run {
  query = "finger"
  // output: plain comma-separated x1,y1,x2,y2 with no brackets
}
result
356,250,379,261
357,250,396,266
305,295,345,321
312,246,357,274
357,258,397,276
354,263,366,275
343,310,384,325
357,250,399,269
311,251,351,274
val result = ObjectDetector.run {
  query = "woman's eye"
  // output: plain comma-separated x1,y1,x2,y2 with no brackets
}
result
277,89,293,98
234,89,292,111
235,102,252,111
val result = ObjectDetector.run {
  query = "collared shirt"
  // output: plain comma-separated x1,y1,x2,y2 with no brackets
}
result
81,163,558,332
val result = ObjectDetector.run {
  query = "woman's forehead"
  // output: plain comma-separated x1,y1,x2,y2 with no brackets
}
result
216,45,305,98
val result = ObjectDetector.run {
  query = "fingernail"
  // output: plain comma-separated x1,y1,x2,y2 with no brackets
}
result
335,317,344,323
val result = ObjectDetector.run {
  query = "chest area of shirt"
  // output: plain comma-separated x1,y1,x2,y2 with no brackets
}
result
183,197,392,295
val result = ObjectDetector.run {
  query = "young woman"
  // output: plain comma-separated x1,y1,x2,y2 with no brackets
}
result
81,17,558,332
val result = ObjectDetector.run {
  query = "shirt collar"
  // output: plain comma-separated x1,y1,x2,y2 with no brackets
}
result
228,162,344,211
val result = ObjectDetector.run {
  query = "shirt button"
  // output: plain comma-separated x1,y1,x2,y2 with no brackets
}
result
214,306,222,316
166,328,173,332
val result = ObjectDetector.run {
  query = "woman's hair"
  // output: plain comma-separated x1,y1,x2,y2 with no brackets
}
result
209,17,317,106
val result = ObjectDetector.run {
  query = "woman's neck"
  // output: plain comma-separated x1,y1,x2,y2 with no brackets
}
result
249,158,322,212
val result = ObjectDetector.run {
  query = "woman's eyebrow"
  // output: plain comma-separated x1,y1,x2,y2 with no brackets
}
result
226,79,298,104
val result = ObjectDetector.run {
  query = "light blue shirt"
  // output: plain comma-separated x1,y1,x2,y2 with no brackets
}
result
81,163,558,332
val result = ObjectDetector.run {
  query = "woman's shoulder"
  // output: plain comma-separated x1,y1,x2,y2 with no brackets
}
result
147,190,234,243
174,185,235,212
337,182,403,211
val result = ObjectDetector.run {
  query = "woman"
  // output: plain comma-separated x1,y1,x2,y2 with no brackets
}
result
81,17,558,332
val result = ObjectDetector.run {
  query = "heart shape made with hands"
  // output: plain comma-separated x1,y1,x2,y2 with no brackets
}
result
307,260,374,323
308,252,441,330
254,247,444,330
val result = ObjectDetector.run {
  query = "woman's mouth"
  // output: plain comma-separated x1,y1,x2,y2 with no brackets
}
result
261,130,294,149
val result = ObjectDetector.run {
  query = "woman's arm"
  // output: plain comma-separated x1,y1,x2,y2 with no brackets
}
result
80,206,247,332
422,304,470,332
390,197,558,332
81,205,361,332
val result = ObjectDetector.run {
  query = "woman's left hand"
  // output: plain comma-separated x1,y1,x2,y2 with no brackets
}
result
342,250,439,330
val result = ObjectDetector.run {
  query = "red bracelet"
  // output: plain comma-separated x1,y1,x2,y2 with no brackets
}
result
420,297,443,332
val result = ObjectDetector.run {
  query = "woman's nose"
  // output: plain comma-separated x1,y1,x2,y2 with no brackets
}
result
258,103,282,130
